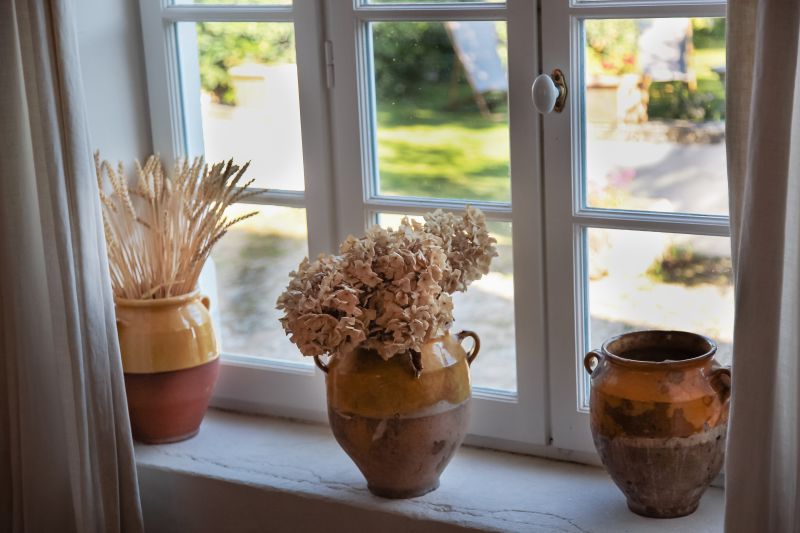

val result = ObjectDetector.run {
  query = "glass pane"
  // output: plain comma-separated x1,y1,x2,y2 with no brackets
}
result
378,214,516,391
370,22,510,202
175,0,290,5
367,0,501,3
586,228,733,367
211,205,310,363
180,22,304,190
583,18,727,215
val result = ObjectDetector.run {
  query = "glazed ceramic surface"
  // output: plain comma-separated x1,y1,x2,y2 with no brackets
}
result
115,292,220,443
321,331,479,498
116,291,218,374
585,330,731,518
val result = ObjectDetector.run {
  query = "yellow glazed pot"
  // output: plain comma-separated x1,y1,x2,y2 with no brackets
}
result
585,330,731,518
115,291,220,444
318,331,480,498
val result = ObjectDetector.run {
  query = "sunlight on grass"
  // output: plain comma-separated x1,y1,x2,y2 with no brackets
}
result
693,48,726,80
375,106,510,202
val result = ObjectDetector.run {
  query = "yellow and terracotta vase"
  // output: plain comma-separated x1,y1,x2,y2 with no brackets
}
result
584,330,731,518
318,331,480,498
115,291,220,444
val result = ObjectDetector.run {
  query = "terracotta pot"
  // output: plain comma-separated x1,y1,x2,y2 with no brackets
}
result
116,291,219,444
317,331,480,499
584,330,731,518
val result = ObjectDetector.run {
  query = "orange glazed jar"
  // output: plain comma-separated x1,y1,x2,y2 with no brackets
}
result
584,330,731,518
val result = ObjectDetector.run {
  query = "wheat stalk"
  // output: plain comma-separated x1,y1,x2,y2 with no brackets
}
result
96,151,257,300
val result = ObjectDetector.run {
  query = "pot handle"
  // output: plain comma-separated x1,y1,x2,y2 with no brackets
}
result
709,365,731,404
584,350,603,376
457,330,481,366
201,295,211,310
313,355,329,374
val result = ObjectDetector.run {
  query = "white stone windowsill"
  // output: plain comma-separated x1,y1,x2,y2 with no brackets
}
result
135,409,724,533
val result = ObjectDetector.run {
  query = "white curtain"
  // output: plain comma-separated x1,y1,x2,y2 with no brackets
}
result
0,1,143,532
725,1,800,531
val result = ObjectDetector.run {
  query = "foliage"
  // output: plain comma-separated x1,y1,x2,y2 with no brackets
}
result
648,81,725,122
194,21,480,105
196,22,295,105
647,245,732,287
371,22,458,101
583,18,726,121
691,18,726,50
584,20,638,76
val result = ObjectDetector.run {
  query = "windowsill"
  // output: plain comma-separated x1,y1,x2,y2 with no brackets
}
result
135,409,724,532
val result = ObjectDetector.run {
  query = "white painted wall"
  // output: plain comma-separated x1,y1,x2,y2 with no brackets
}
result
76,0,152,161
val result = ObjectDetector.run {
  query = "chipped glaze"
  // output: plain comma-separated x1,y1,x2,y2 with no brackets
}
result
323,331,479,498
585,330,731,518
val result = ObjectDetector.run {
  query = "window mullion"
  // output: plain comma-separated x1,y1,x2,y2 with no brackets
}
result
139,0,185,164
365,198,513,219
236,189,306,209
568,2,725,19
503,0,549,445
293,0,338,257
573,211,731,237
161,5,294,23
354,5,507,22
327,2,371,242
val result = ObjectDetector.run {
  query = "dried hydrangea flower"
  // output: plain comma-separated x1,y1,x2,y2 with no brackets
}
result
423,206,498,294
276,207,497,361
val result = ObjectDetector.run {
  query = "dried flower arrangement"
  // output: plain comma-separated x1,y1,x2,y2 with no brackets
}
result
276,207,497,362
96,152,257,299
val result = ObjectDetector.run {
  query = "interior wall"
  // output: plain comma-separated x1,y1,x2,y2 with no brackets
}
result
75,0,152,161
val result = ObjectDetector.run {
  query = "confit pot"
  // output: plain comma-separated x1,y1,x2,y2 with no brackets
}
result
316,331,480,499
584,330,731,518
116,291,219,444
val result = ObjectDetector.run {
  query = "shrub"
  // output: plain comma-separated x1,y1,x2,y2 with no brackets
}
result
647,245,732,287
196,22,295,105
371,22,456,101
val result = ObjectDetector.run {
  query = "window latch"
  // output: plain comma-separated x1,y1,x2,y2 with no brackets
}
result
532,69,568,114
324,40,334,89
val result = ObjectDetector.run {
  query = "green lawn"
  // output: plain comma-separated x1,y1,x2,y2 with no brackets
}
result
375,88,511,203
693,48,725,80
693,47,726,101
374,47,725,205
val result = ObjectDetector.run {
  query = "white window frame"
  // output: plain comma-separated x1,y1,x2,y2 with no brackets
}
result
540,0,730,453
137,0,731,458
325,0,549,449
139,0,339,423
140,0,551,451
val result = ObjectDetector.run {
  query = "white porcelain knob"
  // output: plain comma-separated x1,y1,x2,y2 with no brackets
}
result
532,74,559,114
531,69,567,114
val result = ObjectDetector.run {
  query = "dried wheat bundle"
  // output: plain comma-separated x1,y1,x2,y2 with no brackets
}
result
96,151,257,300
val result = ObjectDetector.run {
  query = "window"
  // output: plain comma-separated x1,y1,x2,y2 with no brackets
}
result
139,0,336,420
139,0,730,455
541,2,730,452
325,2,546,445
